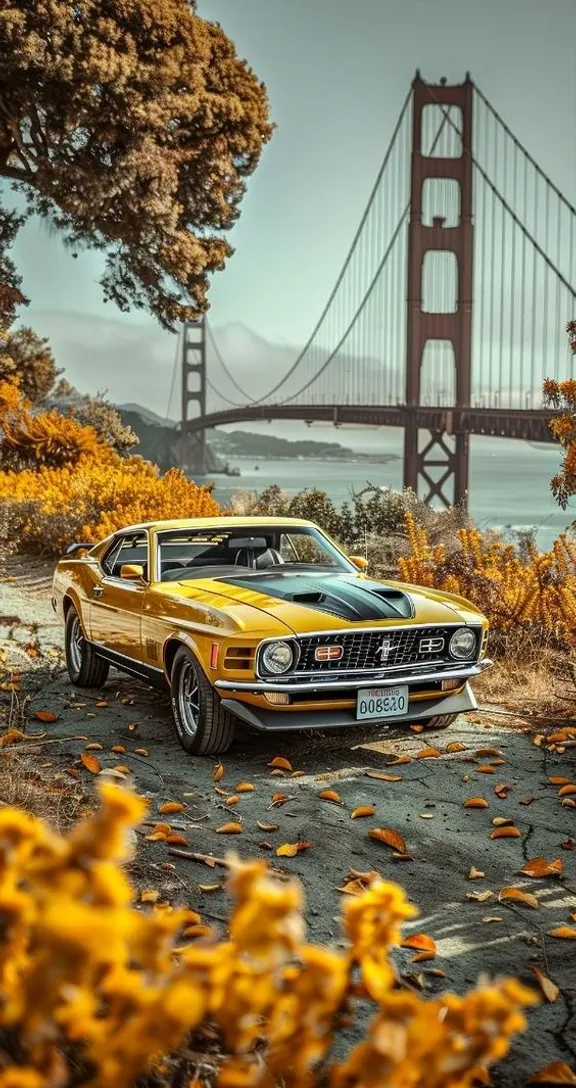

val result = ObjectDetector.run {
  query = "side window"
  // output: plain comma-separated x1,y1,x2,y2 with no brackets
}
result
101,533,149,580
280,533,330,565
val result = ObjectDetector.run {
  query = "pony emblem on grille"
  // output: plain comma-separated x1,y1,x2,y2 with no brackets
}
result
375,638,392,663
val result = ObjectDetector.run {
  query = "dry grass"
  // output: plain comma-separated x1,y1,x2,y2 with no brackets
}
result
476,646,575,724
0,748,89,829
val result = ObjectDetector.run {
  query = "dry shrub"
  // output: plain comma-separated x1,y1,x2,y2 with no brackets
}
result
0,781,533,1088
399,514,576,652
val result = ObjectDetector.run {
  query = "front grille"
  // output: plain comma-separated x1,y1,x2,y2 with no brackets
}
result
293,626,478,675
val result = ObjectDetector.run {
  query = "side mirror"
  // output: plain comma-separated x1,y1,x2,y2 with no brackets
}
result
120,563,145,581
349,555,369,572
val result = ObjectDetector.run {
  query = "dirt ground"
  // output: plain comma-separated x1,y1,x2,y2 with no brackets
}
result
1,553,575,1086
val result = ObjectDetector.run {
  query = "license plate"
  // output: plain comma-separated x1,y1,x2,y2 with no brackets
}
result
356,686,409,721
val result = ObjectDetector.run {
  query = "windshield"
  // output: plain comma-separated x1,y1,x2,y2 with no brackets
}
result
156,525,354,581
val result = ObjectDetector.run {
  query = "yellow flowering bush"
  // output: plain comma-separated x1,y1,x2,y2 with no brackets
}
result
0,379,220,553
398,514,576,649
0,782,534,1088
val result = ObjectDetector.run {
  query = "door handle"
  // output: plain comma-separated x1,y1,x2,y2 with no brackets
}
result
92,587,103,598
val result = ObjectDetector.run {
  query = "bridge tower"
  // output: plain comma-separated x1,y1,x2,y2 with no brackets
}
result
404,74,474,507
178,318,208,476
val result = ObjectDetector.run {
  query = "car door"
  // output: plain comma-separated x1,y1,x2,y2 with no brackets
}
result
88,530,149,665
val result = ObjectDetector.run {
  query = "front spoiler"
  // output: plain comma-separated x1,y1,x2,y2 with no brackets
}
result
221,684,478,733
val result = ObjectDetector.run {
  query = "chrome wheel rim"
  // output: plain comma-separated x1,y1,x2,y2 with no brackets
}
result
178,660,200,738
69,616,84,673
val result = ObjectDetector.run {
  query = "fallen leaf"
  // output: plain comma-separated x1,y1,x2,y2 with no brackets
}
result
562,799,576,809
291,770,305,778
114,765,130,775
498,887,539,910
468,866,485,880
80,753,102,774
34,710,58,723
495,783,510,798
134,748,149,757
183,924,212,939
318,789,343,804
481,915,503,923
369,828,408,853
351,804,375,819
548,926,576,939
490,826,521,839
198,883,223,893
549,776,571,785
492,817,514,826
65,768,81,779
521,857,564,878
426,968,446,978
531,966,560,1003
213,763,224,782
150,823,172,836
127,722,138,731
85,742,103,751
270,769,286,776
338,879,369,896
111,744,126,754
182,910,202,925
547,731,571,744
526,1062,576,1084
166,834,189,846
416,747,441,759
466,890,495,902
475,747,501,757
140,889,160,904
276,841,312,857
463,797,489,808
388,755,413,766
0,729,24,747
558,784,576,797
95,700,108,708
401,933,437,956
365,771,403,782
476,764,497,774
257,821,279,832
419,813,435,819
446,742,467,753
159,802,185,815
225,795,240,806
235,782,255,793
146,831,168,842
347,867,381,883
271,792,288,803
216,822,243,834
391,852,414,862
519,796,535,805
268,756,292,771
259,841,272,850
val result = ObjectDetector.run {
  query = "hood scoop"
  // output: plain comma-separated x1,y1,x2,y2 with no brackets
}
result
217,571,414,622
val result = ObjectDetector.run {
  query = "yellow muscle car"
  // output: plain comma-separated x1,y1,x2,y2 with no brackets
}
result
52,516,492,756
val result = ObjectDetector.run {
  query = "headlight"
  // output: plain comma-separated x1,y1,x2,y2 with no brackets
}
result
449,628,477,660
261,640,294,675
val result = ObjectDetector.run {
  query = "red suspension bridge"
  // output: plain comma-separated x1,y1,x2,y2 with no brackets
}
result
175,73,576,507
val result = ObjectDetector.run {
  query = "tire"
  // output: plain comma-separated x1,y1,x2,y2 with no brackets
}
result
65,605,110,688
421,713,458,731
170,646,236,756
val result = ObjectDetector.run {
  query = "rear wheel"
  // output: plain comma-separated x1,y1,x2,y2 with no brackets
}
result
65,605,110,688
421,713,458,731
170,646,236,756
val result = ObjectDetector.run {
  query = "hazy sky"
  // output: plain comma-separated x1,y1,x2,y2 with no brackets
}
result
8,0,576,411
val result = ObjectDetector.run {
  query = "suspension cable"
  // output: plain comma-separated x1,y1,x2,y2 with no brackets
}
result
206,321,253,404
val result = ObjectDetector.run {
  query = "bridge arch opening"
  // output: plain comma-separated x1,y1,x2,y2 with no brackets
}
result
421,251,459,313
419,339,456,407
421,105,463,158
422,178,461,227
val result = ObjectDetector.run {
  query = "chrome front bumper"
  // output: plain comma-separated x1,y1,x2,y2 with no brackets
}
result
215,658,493,694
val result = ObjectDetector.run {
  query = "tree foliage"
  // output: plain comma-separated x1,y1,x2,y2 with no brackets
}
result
543,321,576,509
0,0,273,329
0,325,60,403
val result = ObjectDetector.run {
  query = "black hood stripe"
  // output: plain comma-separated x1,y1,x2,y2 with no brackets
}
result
216,571,414,622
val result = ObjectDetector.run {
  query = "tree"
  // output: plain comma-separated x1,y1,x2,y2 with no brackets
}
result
0,1,273,330
0,325,60,403
543,321,576,510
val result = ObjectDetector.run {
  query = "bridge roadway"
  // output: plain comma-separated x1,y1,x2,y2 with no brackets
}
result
182,404,559,444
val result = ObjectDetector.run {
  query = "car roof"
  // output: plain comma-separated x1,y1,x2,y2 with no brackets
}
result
118,516,317,534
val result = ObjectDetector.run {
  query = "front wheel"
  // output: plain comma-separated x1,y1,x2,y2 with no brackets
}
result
65,605,110,688
170,647,236,756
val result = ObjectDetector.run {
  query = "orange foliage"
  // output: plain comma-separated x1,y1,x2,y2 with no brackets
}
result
398,514,576,649
0,378,220,553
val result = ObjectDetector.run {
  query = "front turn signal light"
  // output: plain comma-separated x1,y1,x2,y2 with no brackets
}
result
264,692,290,705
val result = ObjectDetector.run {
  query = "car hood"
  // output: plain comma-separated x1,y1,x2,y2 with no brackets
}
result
176,569,483,632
